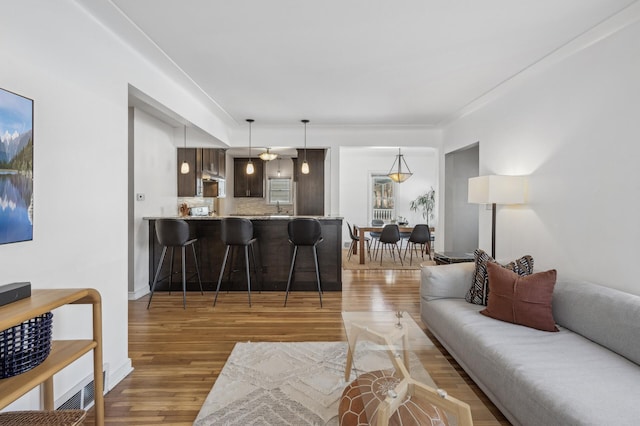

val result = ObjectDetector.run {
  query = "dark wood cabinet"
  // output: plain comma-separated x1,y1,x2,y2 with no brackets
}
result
234,158,264,197
177,148,201,197
177,148,226,197
295,149,325,215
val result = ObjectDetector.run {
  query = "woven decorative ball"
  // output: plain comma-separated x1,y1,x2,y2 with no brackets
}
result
339,369,449,426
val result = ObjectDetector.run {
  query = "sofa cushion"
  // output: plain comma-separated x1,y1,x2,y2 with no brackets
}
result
480,262,558,332
553,280,640,366
465,249,534,305
421,262,476,301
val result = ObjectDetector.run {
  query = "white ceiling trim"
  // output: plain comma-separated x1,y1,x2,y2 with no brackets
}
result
440,0,640,128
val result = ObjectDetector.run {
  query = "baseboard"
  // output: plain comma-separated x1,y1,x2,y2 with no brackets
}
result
129,286,149,300
108,358,134,392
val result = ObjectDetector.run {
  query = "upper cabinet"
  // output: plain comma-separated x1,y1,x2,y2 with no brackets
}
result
177,148,201,197
293,149,325,215
177,148,226,197
233,158,264,198
201,148,226,179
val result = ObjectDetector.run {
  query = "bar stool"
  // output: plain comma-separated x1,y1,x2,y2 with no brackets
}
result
284,218,323,307
147,219,203,309
214,218,259,307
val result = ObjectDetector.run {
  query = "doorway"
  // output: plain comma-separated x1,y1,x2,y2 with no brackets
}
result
444,143,479,253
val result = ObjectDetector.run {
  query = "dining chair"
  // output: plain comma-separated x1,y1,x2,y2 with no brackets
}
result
369,219,384,259
346,221,371,261
377,224,403,266
403,224,432,265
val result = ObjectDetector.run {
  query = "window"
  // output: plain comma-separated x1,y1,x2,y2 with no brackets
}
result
268,177,292,204
371,175,395,221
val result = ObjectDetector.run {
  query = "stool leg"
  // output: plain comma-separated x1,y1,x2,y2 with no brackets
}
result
250,243,261,293
225,246,234,292
168,247,175,294
284,245,298,307
147,246,167,309
313,245,323,308
214,245,230,306
191,243,204,295
244,245,252,307
181,246,187,309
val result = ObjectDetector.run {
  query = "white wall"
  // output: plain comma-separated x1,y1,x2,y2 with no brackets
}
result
131,108,179,298
442,14,640,295
1,1,232,410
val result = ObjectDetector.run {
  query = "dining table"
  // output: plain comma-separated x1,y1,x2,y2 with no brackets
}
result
353,224,416,265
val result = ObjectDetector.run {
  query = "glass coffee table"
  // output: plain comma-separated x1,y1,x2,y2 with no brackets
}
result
341,311,436,386
339,312,473,425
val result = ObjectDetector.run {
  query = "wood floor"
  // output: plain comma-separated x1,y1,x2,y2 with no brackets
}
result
84,269,509,425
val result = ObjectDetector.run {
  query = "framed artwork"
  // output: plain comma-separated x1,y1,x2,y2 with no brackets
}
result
0,87,33,245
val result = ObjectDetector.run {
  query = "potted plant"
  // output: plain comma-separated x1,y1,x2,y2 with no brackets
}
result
409,187,436,226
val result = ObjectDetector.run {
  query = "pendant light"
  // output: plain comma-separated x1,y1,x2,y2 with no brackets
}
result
301,119,310,175
277,157,281,177
180,125,189,174
246,119,254,175
387,148,413,183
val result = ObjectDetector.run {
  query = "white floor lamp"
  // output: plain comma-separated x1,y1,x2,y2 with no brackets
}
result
468,175,526,259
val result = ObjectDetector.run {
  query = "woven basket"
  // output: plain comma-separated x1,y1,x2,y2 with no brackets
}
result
0,410,86,425
0,312,53,378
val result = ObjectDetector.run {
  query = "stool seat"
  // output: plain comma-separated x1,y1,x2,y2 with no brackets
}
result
147,219,203,309
284,218,323,307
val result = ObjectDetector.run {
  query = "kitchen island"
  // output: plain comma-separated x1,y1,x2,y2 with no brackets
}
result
144,216,343,292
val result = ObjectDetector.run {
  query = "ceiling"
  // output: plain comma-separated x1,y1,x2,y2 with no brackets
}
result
90,0,635,127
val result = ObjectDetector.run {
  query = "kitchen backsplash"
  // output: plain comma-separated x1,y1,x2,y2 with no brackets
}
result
234,198,292,215
178,197,216,215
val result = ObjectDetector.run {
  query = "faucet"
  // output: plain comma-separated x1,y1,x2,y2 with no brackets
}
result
276,201,282,214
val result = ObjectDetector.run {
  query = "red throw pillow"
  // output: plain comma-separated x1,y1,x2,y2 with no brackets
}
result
480,262,558,332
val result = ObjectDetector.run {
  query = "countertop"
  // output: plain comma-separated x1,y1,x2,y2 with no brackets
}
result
143,215,343,221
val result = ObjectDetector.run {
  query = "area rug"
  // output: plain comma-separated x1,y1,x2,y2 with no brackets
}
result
193,341,435,426
342,249,435,270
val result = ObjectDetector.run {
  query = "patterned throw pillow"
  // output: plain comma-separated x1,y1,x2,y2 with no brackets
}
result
465,249,534,305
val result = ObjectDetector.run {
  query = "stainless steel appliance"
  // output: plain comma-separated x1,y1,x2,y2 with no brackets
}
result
189,206,210,216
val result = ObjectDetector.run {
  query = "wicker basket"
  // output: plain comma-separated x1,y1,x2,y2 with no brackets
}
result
0,410,86,425
0,312,53,378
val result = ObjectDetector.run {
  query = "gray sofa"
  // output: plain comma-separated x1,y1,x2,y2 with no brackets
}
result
420,262,640,426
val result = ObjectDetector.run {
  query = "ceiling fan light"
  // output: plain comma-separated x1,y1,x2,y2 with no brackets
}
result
259,148,278,161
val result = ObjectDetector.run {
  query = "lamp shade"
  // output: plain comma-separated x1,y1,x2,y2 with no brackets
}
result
468,175,526,205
